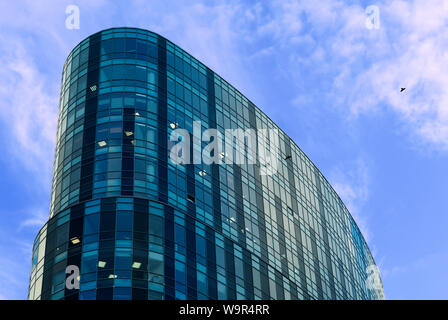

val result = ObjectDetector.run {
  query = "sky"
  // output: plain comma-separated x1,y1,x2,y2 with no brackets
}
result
0,0,447,300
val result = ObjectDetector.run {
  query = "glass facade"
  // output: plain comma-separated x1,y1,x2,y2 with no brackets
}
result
28,27,384,300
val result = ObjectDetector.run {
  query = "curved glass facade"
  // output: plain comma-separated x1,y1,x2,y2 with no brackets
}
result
28,27,384,300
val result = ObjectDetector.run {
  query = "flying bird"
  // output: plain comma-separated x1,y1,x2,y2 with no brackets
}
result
400,88,406,92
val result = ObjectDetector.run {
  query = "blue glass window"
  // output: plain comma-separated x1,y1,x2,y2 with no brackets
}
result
84,214,99,234
116,211,133,231
115,248,132,270
81,250,98,274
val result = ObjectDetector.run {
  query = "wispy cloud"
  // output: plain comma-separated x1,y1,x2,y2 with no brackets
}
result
380,249,448,299
328,157,371,241
345,1,448,149
246,0,448,151
127,0,260,101
0,37,58,191
19,208,48,230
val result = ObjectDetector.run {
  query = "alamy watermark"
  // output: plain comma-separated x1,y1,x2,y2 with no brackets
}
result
65,5,80,30
169,121,279,176
66,265,80,289
365,264,383,293
365,5,380,30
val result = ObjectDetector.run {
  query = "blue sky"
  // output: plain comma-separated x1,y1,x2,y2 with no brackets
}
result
0,0,447,299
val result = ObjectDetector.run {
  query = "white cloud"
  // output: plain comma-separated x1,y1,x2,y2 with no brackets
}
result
0,39,58,187
127,0,259,99
358,0,448,149
254,0,448,150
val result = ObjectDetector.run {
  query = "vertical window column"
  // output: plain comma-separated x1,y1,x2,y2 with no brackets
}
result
79,34,101,202
132,198,149,299
163,205,175,299
314,167,336,299
205,226,217,299
157,36,168,203
310,229,324,299
65,203,85,299
207,69,222,232
121,108,135,196
285,139,307,299
96,197,116,299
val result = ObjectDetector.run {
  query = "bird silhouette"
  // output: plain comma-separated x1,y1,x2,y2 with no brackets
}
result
400,88,406,92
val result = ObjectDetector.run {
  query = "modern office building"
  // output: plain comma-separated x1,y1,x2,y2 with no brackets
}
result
28,27,384,300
